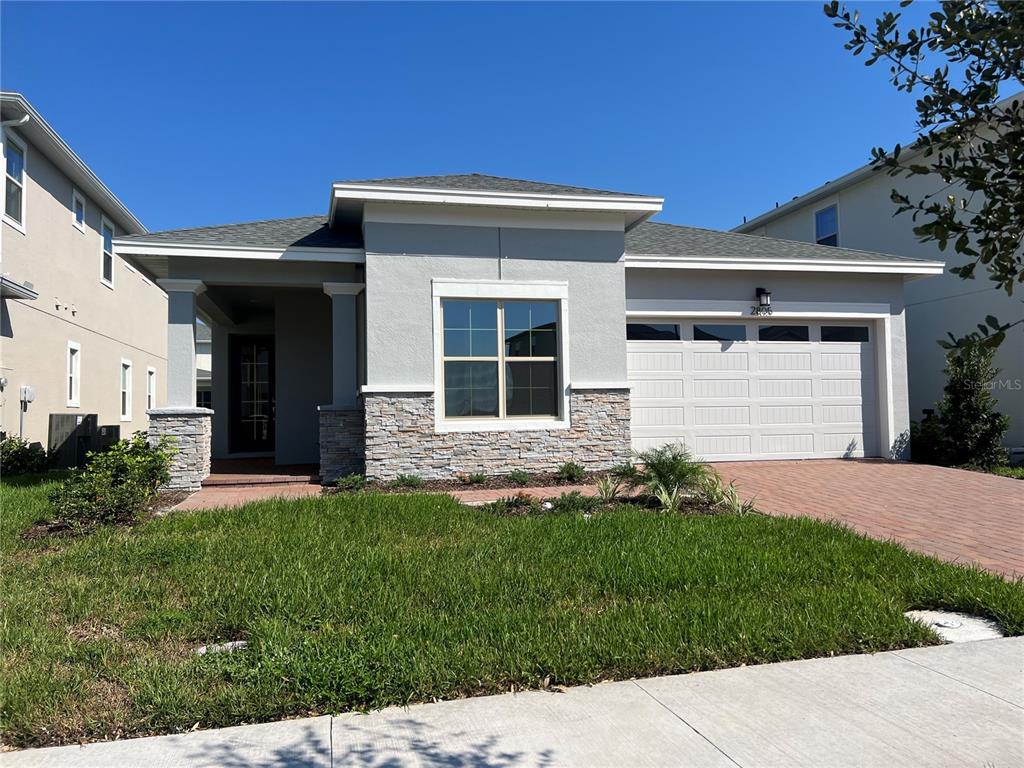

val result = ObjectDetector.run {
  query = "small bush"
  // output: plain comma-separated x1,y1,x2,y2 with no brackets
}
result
549,490,598,515
594,475,622,503
457,472,487,485
635,443,708,495
554,461,586,484
910,412,948,466
392,473,424,489
0,437,49,476
47,433,173,528
334,473,366,492
652,483,684,513
610,462,642,487
698,471,757,515
507,469,531,486
481,492,541,516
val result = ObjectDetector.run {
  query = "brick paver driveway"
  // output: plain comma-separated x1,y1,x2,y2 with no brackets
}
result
714,460,1024,578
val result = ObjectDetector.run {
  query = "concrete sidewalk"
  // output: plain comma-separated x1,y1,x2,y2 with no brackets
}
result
5,637,1021,767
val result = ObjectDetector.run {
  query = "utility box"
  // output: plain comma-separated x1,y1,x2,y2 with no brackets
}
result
48,413,98,468
93,425,121,454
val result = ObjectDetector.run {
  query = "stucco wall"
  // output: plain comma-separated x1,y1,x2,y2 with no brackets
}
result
740,170,1022,447
363,219,627,389
0,126,166,446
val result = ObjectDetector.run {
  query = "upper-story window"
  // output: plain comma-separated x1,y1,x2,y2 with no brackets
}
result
4,133,26,229
120,359,133,420
101,217,115,287
72,189,85,231
815,205,838,246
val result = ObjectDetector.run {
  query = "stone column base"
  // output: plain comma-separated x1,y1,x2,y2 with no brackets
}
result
319,405,365,484
147,408,213,491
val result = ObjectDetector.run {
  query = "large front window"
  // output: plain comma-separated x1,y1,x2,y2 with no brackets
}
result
442,299,560,420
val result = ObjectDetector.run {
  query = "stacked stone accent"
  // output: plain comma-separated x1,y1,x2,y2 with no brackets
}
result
147,408,213,491
363,389,631,482
319,405,366,483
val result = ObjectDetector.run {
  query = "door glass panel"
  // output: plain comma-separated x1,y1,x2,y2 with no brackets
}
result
626,323,680,341
694,324,747,342
758,325,809,342
821,325,869,342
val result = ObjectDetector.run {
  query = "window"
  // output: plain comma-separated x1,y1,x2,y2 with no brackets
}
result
441,299,560,420
120,360,132,420
146,367,157,410
694,324,747,342
815,205,838,246
101,217,115,286
821,325,870,343
72,189,85,231
627,323,680,341
196,390,212,409
759,325,809,342
4,132,26,228
67,342,81,407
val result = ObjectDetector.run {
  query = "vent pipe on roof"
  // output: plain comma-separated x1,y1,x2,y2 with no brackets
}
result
0,113,29,128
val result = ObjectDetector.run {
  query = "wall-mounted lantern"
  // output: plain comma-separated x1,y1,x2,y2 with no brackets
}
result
752,287,773,316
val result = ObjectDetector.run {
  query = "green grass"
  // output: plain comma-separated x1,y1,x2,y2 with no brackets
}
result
2,476,1022,747
991,465,1024,480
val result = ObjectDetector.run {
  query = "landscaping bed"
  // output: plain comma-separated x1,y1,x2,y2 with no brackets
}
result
2,474,1022,749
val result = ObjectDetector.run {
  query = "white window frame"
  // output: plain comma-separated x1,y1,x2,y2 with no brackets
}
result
3,130,27,234
72,188,86,232
101,216,115,288
431,279,570,433
814,204,839,246
146,366,157,410
120,358,133,421
66,341,81,407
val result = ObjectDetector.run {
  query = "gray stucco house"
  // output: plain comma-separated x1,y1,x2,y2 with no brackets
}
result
113,175,943,489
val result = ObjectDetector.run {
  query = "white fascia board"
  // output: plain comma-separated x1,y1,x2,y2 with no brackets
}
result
624,254,945,276
333,183,663,214
626,299,892,318
112,239,366,264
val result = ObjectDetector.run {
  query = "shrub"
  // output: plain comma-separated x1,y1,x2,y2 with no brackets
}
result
334,473,366,492
392,473,424,489
909,412,948,466
549,490,598,515
554,461,586,484
651,483,684,513
594,475,622,503
481,492,541,516
457,472,487,485
610,462,642,487
0,436,49,476
936,343,1009,469
635,443,708,494
47,433,173,528
698,471,757,515
507,469,531,486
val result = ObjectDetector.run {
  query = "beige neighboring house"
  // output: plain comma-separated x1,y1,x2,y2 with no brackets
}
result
0,92,167,460
735,139,1024,453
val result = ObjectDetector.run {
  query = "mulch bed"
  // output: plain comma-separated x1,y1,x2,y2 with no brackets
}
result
20,490,191,540
323,470,610,495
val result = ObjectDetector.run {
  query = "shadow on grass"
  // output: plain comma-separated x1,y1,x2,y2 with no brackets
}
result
1,470,70,488
183,716,554,767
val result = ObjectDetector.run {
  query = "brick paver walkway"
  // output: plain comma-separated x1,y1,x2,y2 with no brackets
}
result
714,459,1024,578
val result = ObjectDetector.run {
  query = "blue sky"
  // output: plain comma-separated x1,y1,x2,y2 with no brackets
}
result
2,1,934,233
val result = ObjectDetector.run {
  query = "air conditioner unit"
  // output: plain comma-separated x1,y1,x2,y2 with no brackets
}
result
48,413,98,468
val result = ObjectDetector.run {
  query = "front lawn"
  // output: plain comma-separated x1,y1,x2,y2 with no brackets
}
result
2,476,1022,748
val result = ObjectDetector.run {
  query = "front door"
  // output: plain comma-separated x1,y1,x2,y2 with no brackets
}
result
229,335,275,453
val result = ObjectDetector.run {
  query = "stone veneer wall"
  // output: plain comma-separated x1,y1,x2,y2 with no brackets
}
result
363,389,631,482
319,405,366,483
147,408,213,491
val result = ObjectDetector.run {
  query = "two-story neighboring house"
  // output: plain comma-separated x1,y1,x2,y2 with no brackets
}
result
1,92,167,456
734,150,1024,453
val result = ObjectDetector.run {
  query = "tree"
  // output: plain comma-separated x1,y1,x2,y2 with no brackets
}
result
935,341,1009,468
825,0,1024,350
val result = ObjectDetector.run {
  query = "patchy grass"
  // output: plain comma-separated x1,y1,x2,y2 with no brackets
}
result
2,476,1022,748
991,465,1024,480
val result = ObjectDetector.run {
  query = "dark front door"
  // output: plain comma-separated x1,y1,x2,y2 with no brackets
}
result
229,335,275,453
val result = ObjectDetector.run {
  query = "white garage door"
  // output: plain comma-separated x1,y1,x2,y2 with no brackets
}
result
627,319,879,461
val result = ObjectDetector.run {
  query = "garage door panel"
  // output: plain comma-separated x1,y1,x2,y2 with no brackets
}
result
693,405,750,426
823,432,868,454
693,352,747,371
758,352,811,371
759,378,812,398
760,433,815,454
760,405,813,425
694,434,751,456
820,378,864,398
692,379,749,398
632,379,684,399
820,352,866,372
627,352,682,375
821,404,863,424
633,406,685,427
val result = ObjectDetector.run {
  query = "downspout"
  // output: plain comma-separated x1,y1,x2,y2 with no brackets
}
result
1,114,30,128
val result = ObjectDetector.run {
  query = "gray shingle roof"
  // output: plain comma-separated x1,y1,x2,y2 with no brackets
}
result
627,221,934,263
117,215,361,249
334,173,653,198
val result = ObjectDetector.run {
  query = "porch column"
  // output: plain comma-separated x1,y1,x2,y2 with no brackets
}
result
320,282,365,483
160,279,206,407
323,282,364,407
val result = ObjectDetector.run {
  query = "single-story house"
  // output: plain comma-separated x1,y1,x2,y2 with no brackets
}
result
113,175,944,490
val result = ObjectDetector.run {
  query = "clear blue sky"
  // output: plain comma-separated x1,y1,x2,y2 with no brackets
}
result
2,1,933,233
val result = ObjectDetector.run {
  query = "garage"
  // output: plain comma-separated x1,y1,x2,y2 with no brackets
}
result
627,319,880,461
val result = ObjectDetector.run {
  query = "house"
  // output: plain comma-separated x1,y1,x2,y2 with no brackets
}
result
113,174,943,490
0,93,167,457
734,151,1023,453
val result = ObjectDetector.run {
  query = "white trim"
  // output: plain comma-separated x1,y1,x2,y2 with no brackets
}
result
626,299,892,319
877,316,896,457
146,366,157,411
430,281,572,433
113,240,366,264
360,384,433,394
2,129,27,234
71,187,86,232
323,282,365,296
432,279,569,300
100,216,116,288
624,254,944,275
157,278,206,295
66,341,81,407
364,202,626,232
119,358,133,421
572,381,631,390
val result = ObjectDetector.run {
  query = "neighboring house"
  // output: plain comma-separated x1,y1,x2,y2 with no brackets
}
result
113,174,942,490
734,153,1024,452
196,321,211,409
0,93,167,458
